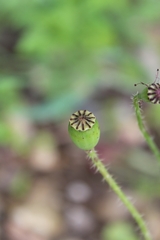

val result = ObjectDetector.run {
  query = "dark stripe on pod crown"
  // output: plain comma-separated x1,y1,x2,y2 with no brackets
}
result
86,112,92,116
76,121,81,129
83,110,86,115
85,121,91,128
87,119,95,124
148,93,155,97
70,119,79,125
73,113,79,117
148,96,158,103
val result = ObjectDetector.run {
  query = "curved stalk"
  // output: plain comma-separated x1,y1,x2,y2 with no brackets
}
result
87,148,151,240
133,94,160,163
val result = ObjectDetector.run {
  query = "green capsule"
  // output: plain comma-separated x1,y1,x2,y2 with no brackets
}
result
137,86,150,103
68,110,100,150
134,69,160,104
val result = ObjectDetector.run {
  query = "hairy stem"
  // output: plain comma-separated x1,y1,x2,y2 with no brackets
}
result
87,148,151,240
133,94,160,163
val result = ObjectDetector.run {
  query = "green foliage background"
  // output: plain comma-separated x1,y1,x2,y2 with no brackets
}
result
0,0,160,153
1,1,160,239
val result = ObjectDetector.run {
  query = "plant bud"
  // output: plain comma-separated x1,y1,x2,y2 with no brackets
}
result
68,110,100,150
135,69,160,104
136,83,160,104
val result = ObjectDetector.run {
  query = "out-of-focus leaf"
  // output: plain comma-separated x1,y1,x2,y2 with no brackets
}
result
11,172,31,198
101,222,138,240
23,90,88,122
0,76,22,109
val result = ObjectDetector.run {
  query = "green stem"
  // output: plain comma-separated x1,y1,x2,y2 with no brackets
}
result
133,94,160,163
87,149,151,240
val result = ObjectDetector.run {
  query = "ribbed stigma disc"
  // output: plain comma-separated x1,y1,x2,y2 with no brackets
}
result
69,110,96,131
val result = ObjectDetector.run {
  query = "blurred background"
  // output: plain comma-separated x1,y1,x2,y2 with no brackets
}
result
1,0,160,239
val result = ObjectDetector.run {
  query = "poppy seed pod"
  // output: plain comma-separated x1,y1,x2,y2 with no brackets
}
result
68,110,100,150
135,69,160,104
